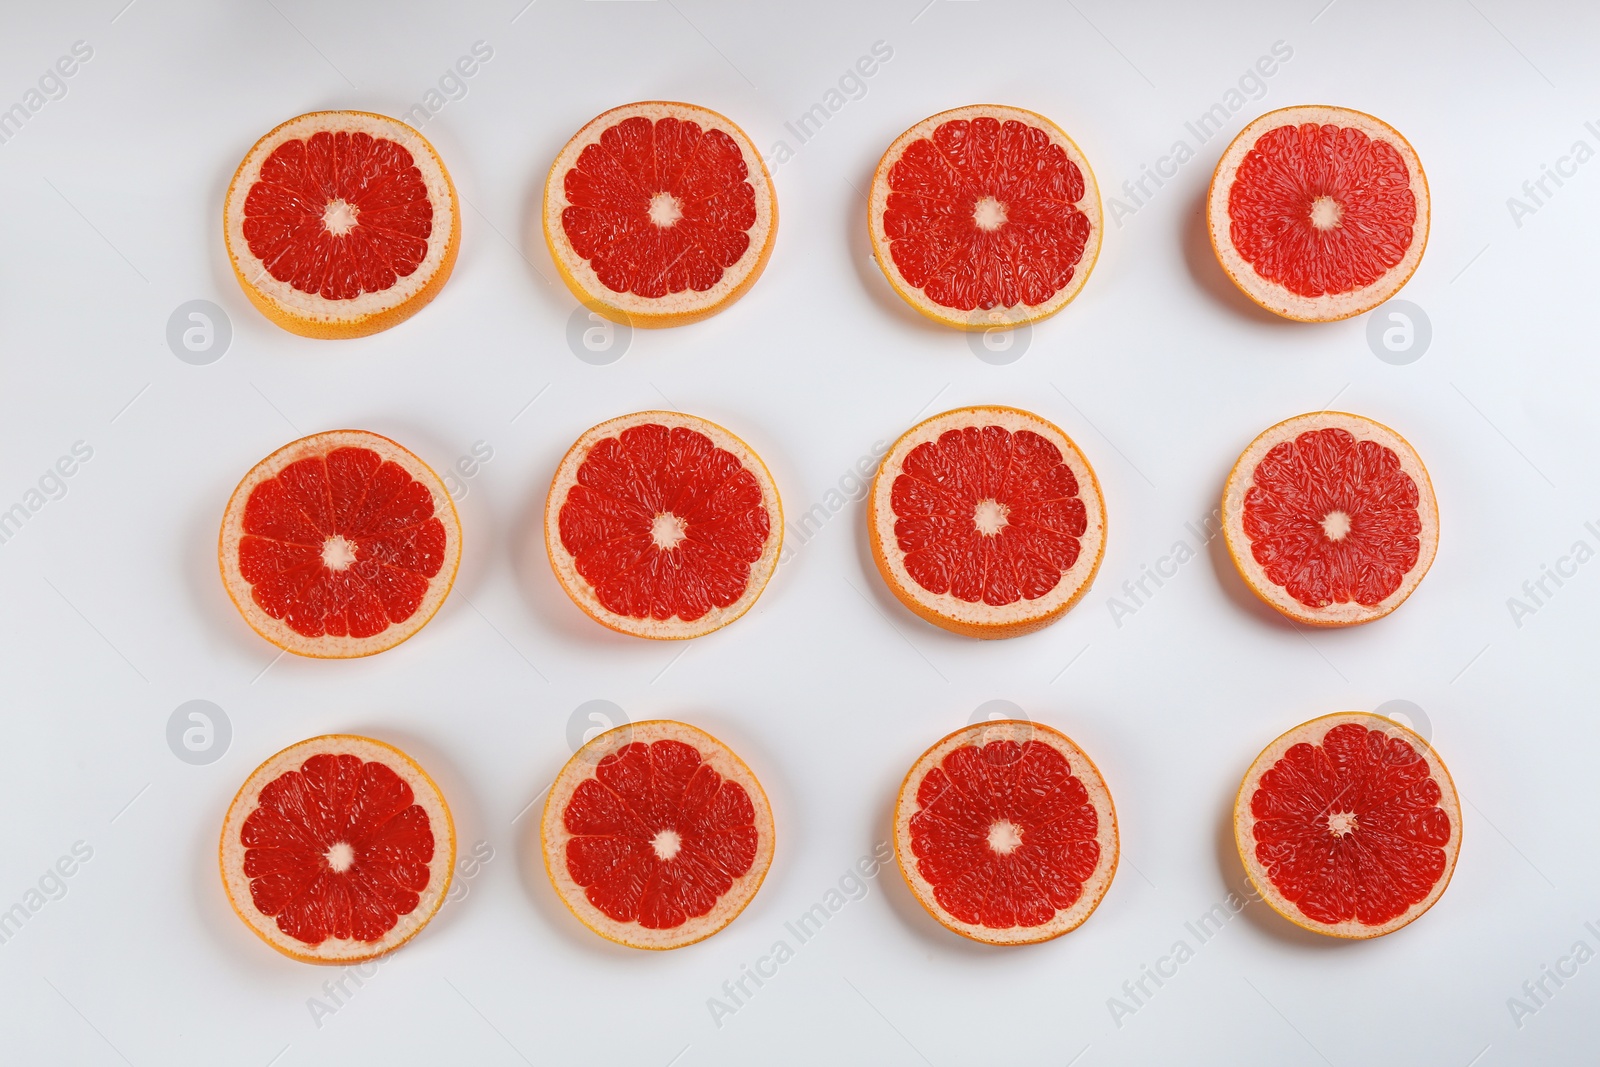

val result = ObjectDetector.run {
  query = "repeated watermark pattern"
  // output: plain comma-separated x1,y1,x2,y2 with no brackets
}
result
1505,919,1600,1030
566,699,630,761
1106,40,1293,227
706,843,895,1029
1106,880,1262,1028
565,304,631,365
1366,300,1431,365
1505,518,1600,628
166,299,232,365
1105,508,1222,628
166,700,232,766
965,308,1032,365
1506,121,1600,229
402,41,494,129
0,440,94,547
762,41,894,173
0,841,93,947
440,440,495,501
0,40,93,146
777,440,890,566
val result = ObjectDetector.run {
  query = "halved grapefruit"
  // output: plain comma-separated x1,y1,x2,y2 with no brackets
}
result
869,406,1105,638
894,720,1117,945
543,101,777,328
541,720,774,950
219,430,462,657
1222,412,1437,626
1235,713,1460,938
224,111,460,338
868,105,1102,330
1208,105,1428,321
220,735,455,963
545,411,782,639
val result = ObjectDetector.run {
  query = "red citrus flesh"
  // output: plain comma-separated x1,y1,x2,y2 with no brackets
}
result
1246,428,1419,607
563,118,755,298
543,102,776,327
894,721,1117,944
545,412,782,639
1207,106,1428,321
565,740,757,929
224,111,459,338
896,426,1087,605
243,755,434,944
220,735,455,963
220,430,461,657
870,406,1105,638
542,721,775,949
245,132,432,300
1222,412,1437,626
885,118,1090,310
1228,124,1415,298
1236,714,1460,938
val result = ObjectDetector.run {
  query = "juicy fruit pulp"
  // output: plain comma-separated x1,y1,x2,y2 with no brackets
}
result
561,116,757,298
239,446,447,639
241,754,434,945
1242,427,1421,609
558,423,770,622
243,131,433,300
1228,122,1416,298
1249,723,1450,928
883,117,1091,311
892,425,1086,605
910,738,1101,929
562,739,758,930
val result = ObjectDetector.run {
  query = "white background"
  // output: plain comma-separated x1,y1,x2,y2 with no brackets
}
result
1,1,1598,1064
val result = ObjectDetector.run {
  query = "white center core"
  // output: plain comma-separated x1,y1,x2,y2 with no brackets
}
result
1321,510,1352,542
651,512,687,551
987,820,1023,855
648,192,683,228
973,196,1008,231
973,498,1010,536
325,841,355,873
322,198,359,236
652,829,682,861
1309,195,1343,231
1327,811,1358,838
322,535,357,571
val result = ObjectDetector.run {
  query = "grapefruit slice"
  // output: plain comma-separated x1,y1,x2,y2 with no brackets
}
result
545,411,782,639
543,101,777,328
220,735,455,963
869,406,1105,638
868,105,1102,330
893,720,1117,945
541,720,775,950
219,430,462,658
1235,713,1461,939
1222,412,1438,626
1207,105,1428,321
224,111,460,338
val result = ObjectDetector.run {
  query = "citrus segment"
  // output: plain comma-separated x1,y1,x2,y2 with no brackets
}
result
220,735,455,963
870,406,1105,638
893,720,1117,944
545,412,782,639
1234,713,1460,938
1223,412,1437,626
541,721,774,949
1207,106,1428,321
224,111,459,338
220,430,462,657
869,105,1102,329
543,102,777,327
